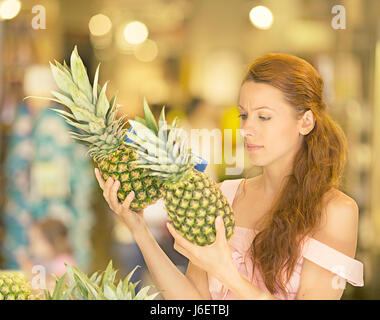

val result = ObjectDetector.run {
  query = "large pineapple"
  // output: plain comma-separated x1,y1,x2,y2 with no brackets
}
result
25,47,163,211
0,271,31,300
45,260,158,300
125,111,235,246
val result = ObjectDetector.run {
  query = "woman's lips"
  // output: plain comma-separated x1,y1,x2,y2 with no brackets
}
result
246,144,264,151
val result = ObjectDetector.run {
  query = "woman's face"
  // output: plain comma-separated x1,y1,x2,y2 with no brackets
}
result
238,81,304,167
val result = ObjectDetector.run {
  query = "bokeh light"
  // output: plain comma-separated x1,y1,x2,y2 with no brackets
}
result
88,14,112,37
123,21,149,45
249,5,273,30
0,0,21,20
134,39,158,62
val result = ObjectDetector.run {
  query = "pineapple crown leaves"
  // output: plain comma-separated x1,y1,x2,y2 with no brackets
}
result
70,45,93,104
141,96,158,135
133,96,166,137
46,260,158,300
126,97,170,161
125,111,198,182
23,46,128,161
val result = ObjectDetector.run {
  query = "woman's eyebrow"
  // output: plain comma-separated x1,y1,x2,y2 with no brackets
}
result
238,105,274,111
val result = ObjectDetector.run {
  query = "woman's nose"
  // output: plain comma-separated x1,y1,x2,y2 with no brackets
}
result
241,122,256,137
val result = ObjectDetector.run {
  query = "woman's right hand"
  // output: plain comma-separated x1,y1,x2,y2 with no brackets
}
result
94,168,146,234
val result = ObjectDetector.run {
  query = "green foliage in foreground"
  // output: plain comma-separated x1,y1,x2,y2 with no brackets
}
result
45,260,159,300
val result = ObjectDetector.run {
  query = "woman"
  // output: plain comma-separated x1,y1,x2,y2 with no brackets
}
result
95,53,364,300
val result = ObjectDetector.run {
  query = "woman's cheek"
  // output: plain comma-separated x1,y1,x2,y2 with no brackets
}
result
267,123,295,154
278,123,301,153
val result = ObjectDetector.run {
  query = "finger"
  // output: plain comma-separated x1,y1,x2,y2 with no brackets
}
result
173,241,191,259
109,180,122,212
135,209,144,216
167,223,196,251
215,215,227,243
166,222,181,240
94,168,105,190
103,177,114,201
121,191,135,210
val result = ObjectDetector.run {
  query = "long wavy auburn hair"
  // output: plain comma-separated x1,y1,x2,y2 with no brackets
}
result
241,53,348,296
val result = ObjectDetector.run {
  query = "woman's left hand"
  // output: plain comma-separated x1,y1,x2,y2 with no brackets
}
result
166,215,235,281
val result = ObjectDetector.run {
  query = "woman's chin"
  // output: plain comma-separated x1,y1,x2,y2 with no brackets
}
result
247,152,272,166
248,158,265,166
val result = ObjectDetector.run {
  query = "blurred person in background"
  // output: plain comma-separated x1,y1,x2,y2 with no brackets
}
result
1,65,95,271
16,218,75,292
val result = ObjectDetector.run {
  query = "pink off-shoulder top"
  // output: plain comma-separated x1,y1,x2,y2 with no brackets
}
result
208,178,364,300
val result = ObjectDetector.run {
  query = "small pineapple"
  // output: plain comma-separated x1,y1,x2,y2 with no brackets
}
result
125,108,235,246
25,46,163,211
0,271,31,300
45,260,159,300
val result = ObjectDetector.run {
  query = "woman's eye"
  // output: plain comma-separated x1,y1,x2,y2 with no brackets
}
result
259,116,271,121
238,114,248,120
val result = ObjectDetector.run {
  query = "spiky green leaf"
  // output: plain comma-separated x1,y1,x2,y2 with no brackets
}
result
51,274,67,300
63,60,71,74
64,118,91,133
158,105,166,124
134,285,151,300
96,81,110,118
124,265,140,286
49,62,75,96
24,95,62,105
50,90,76,109
70,45,93,102
134,116,147,126
54,60,72,79
142,96,158,135
70,266,100,299
69,84,94,113
93,63,100,105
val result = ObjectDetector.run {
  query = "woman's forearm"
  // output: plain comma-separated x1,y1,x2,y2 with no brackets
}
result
132,224,204,300
219,267,278,300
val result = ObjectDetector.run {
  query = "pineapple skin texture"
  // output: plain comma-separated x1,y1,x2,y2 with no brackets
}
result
164,169,235,246
0,271,31,300
97,143,164,211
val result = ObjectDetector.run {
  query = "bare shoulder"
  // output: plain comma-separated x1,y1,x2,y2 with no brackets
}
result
215,176,256,192
321,188,359,225
313,188,359,257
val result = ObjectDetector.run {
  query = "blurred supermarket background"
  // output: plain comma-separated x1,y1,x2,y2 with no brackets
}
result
0,0,379,299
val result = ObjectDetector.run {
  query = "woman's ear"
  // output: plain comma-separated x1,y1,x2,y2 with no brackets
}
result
299,110,316,135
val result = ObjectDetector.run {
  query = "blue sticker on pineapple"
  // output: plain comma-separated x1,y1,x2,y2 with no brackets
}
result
191,154,208,172
124,126,208,172
124,126,136,143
